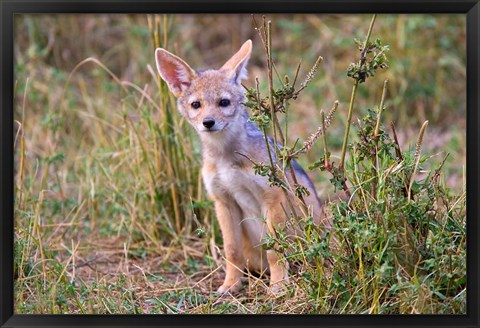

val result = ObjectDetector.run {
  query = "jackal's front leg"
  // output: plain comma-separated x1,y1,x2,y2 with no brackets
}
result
214,200,245,294
265,199,290,293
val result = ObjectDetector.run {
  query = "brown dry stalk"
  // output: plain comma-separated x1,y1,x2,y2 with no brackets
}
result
408,120,429,202
290,101,338,158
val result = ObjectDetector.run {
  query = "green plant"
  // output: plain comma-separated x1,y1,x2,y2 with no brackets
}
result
247,14,465,314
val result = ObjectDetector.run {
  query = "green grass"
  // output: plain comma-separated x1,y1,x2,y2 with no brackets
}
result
13,14,466,314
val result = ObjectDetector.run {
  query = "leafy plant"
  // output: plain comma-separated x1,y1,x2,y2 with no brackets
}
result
248,14,465,314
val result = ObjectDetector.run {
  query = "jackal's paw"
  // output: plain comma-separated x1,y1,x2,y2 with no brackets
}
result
216,281,241,295
268,281,288,296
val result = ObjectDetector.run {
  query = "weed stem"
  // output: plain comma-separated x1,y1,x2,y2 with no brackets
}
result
340,14,377,170
374,79,388,138
340,81,358,170
321,111,329,168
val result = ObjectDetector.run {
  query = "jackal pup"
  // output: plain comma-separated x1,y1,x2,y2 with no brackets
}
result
155,40,326,294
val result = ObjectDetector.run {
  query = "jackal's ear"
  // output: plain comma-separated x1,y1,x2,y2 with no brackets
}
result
155,48,197,96
220,40,252,84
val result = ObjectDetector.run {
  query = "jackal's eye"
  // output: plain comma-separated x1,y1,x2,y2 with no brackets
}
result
191,101,201,109
219,99,231,107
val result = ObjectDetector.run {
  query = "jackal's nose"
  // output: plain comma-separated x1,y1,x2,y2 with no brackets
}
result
202,118,215,129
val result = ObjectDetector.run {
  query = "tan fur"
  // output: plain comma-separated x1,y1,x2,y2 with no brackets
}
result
155,40,327,294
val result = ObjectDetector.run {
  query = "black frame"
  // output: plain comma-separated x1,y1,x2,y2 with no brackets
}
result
1,1,478,327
